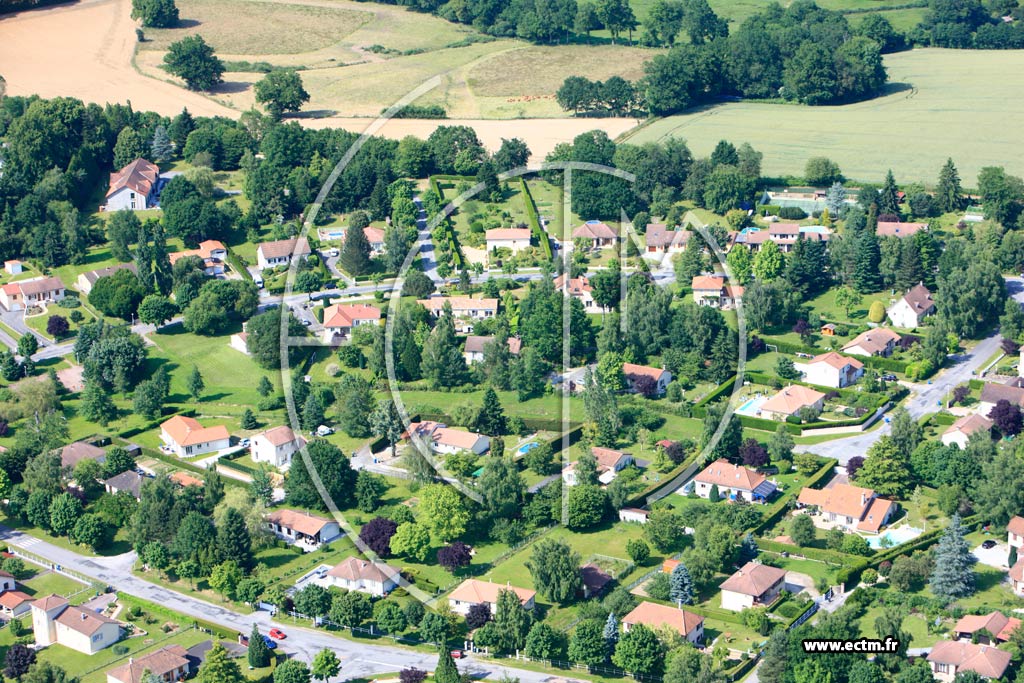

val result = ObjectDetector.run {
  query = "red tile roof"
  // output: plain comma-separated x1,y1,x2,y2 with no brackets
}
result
694,459,766,492
267,509,336,536
449,579,535,606
927,641,1011,679
573,220,617,240
160,415,229,447
323,303,381,329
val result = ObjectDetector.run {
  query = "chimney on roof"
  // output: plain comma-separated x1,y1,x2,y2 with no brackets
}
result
861,492,867,506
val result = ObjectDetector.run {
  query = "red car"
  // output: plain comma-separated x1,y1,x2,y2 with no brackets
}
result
450,650,464,659
269,628,287,640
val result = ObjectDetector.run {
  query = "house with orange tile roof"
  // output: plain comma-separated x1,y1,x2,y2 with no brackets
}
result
720,562,788,612
448,579,536,615
622,363,672,396
169,471,204,489
0,590,33,618
0,276,66,312
167,240,227,275
159,415,230,457
623,601,704,644
321,303,382,343
486,228,532,253
563,446,633,486
106,644,191,683
690,274,742,309
553,274,596,310
793,352,864,388
1007,516,1024,551
797,482,895,534
256,237,311,270
104,158,160,211
406,421,490,456
942,414,994,449
251,425,305,470
572,220,618,248
927,641,1011,682
31,594,122,654
691,459,777,503
842,328,901,358
954,611,1021,645
266,509,341,551
323,557,401,597
759,385,826,421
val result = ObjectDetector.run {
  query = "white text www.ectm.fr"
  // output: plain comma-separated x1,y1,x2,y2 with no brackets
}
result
802,638,901,654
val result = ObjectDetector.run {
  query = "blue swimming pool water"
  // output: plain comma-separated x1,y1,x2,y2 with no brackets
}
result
517,442,539,455
866,526,924,549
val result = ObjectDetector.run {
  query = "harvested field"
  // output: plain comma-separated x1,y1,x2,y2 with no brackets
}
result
0,0,233,116
138,0,372,54
622,48,1024,184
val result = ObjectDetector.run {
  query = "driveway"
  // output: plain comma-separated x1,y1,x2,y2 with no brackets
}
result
973,542,1010,570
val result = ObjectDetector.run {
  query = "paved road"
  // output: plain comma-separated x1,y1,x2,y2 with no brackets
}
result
413,196,440,281
0,525,558,682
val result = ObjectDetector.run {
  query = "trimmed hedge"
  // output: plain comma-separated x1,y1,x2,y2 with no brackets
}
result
757,538,856,565
739,414,802,435
519,178,553,261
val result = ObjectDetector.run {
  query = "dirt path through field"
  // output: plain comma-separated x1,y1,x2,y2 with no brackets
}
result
0,0,640,160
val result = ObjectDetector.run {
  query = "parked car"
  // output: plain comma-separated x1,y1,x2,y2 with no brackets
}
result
450,650,464,659
315,425,334,437
882,374,898,381
982,539,998,549
269,628,287,640
239,438,250,448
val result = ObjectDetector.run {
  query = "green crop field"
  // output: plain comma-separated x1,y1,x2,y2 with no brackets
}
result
621,48,1024,185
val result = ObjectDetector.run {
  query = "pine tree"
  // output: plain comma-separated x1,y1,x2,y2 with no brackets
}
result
930,514,976,600
302,392,325,433
825,181,847,216
476,387,507,436
151,125,174,163
895,236,924,292
216,507,253,569
420,303,467,388
257,376,273,397
740,532,759,561
200,644,245,683
340,222,372,276
168,107,194,152
878,169,901,216
603,612,619,651
247,623,271,667
854,206,882,293
434,647,460,683
240,409,258,430
936,158,963,214
150,222,173,295
187,365,205,400
669,563,694,605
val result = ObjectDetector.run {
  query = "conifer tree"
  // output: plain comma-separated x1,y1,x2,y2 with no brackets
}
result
930,514,976,600
936,158,963,213
669,563,694,605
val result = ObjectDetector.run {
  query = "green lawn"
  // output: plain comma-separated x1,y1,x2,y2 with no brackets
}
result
24,299,98,340
19,570,90,601
857,604,939,648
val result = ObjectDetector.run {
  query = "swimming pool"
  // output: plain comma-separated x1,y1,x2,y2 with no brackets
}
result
517,442,539,455
866,526,924,549
736,396,768,417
